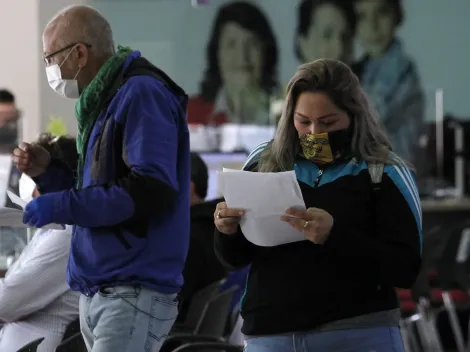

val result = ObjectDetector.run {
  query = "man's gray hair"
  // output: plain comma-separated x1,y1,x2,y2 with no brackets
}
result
45,5,115,59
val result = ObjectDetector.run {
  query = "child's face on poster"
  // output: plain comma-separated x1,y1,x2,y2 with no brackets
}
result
355,0,398,58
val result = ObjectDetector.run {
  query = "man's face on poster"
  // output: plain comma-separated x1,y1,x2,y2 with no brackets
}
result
298,4,353,64
355,0,397,58
217,22,263,94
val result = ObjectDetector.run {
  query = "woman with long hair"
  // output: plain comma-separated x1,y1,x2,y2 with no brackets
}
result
187,1,278,125
214,59,421,351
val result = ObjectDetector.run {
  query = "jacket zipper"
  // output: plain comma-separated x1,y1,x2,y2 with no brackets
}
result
313,168,324,187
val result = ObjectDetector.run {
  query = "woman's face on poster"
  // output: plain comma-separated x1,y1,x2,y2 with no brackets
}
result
298,4,353,64
217,22,263,93
355,0,397,58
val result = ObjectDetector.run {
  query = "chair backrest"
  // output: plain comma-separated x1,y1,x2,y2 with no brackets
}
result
196,285,239,336
62,318,80,341
172,342,243,352
220,266,250,312
182,280,224,332
55,332,87,352
437,224,470,291
411,225,446,301
16,337,44,352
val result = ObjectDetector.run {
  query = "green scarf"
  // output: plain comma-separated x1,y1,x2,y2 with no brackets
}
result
74,46,133,188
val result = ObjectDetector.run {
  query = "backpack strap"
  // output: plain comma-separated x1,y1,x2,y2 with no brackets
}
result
123,57,187,99
113,57,188,178
367,162,384,191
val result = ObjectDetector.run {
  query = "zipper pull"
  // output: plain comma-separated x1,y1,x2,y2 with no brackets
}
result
314,169,324,187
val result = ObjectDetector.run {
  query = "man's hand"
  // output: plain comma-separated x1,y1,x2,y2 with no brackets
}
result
13,142,51,177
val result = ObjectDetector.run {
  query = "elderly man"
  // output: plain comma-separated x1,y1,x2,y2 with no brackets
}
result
12,5,190,352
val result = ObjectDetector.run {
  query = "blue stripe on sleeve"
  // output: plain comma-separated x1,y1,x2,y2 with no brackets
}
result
384,163,422,252
242,142,268,170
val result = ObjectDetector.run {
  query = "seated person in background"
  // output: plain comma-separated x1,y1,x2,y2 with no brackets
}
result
214,60,421,352
0,89,25,257
177,153,227,323
0,133,79,352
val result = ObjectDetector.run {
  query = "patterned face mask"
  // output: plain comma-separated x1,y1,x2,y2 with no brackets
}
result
299,129,351,164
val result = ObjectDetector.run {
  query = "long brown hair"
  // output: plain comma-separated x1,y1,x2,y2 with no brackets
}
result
259,59,397,172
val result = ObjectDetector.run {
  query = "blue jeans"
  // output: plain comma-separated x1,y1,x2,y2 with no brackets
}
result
79,285,178,352
244,327,405,352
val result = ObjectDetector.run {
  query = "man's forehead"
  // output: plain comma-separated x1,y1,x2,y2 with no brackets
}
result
43,20,69,55
42,27,59,55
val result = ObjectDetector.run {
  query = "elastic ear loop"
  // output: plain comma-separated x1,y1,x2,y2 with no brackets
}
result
58,44,82,80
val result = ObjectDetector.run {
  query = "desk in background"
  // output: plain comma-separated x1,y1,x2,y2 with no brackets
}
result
422,198,470,235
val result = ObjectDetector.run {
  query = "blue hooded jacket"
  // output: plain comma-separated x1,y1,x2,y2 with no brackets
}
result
34,51,190,296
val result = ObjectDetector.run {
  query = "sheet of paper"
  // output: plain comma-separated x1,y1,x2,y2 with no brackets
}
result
6,190,27,209
218,169,306,247
0,155,12,207
3,191,64,230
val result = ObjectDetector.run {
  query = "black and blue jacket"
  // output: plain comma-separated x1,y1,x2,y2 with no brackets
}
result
214,141,422,335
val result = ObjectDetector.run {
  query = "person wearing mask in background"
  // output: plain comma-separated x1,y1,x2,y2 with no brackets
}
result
0,89,21,203
12,5,190,352
352,0,424,164
214,60,421,351
0,133,79,352
177,152,226,324
0,90,20,153
295,0,356,65
0,90,24,271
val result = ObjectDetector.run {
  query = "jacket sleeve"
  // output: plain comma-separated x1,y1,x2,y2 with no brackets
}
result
33,158,75,194
0,229,72,322
213,143,269,270
214,227,258,271
323,163,422,288
50,78,182,228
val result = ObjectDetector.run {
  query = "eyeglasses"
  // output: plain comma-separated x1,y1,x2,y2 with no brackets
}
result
43,42,92,65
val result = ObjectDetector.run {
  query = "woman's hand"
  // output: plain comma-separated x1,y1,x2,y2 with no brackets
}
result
280,207,334,244
214,202,245,235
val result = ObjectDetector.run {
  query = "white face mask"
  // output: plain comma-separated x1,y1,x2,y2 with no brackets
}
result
45,45,81,99
19,174,36,204
46,65,80,99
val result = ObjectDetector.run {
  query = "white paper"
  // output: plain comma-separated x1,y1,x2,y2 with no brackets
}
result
0,154,12,207
3,191,64,230
6,190,27,209
218,169,306,247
